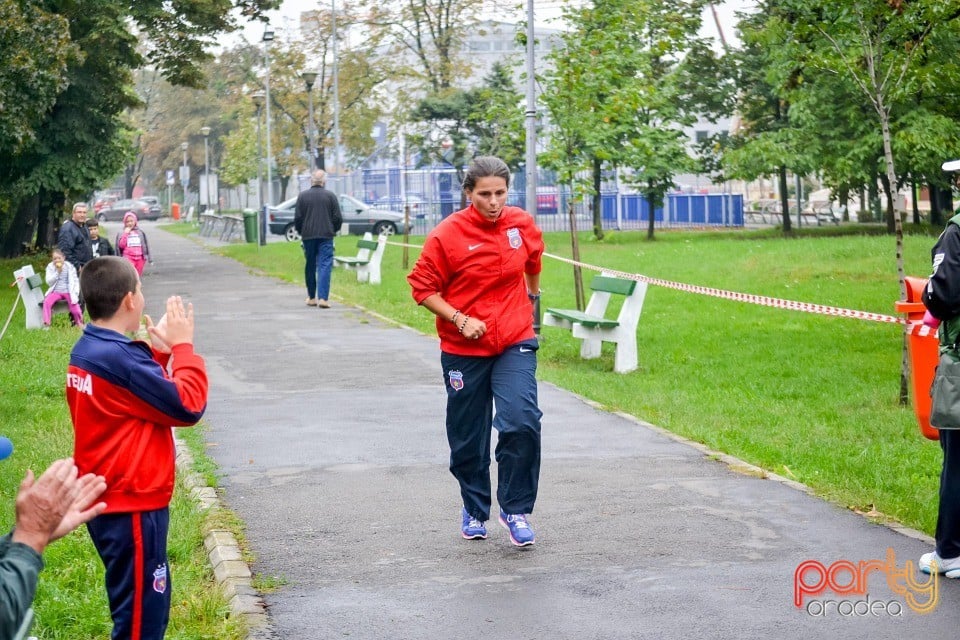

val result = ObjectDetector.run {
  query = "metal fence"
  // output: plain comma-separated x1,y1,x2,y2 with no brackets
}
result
216,166,744,235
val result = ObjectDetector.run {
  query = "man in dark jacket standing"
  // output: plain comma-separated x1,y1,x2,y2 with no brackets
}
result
58,203,94,271
58,203,94,323
294,170,342,308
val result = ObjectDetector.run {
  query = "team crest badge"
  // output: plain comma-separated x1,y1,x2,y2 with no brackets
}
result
449,370,464,391
507,228,522,249
153,564,168,594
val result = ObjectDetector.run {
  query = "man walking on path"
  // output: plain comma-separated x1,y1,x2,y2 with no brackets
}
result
295,170,342,309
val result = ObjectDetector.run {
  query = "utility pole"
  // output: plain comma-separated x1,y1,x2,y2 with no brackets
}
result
524,0,537,216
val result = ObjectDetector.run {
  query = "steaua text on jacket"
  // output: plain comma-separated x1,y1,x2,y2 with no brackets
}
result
67,325,208,514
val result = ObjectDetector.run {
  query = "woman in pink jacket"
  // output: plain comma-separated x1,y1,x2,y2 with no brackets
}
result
116,212,151,276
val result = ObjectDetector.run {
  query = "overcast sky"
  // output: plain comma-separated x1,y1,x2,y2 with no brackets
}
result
234,0,758,49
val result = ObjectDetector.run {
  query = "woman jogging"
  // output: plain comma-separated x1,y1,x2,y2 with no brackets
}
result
407,156,545,546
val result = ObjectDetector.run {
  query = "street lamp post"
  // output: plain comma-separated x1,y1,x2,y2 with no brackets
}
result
251,91,267,246
332,0,341,177
302,71,318,170
200,126,211,213
263,28,275,216
180,142,189,209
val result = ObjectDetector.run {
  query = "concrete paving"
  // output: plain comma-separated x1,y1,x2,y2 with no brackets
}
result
140,223,960,639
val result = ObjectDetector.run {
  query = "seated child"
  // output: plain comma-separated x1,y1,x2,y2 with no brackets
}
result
42,248,83,327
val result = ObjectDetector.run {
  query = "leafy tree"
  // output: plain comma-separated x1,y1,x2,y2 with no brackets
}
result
542,0,713,240
614,1,712,240
219,110,259,208
0,0,279,257
467,63,525,168
777,0,960,405
406,62,524,207
723,0,815,233
359,0,488,92
0,1,74,155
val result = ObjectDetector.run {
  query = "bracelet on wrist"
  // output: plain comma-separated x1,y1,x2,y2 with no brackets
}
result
528,290,541,300
451,310,461,324
458,315,470,334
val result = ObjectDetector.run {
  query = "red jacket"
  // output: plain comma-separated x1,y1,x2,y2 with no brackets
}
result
408,204,544,356
67,325,208,513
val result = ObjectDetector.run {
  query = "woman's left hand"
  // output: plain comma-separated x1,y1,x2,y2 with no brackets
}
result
462,316,487,341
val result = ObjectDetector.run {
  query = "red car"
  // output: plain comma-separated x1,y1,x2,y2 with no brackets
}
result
94,195,118,213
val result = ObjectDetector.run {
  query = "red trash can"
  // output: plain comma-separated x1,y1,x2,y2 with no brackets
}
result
895,276,940,441
171,202,181,220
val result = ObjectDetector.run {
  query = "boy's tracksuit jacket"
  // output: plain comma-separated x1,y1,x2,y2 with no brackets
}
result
66,325,208,512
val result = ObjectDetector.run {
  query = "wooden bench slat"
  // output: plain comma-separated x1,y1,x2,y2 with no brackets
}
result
334,257,370,266
544,308,620,329
590,275,636,296
356,239,379,250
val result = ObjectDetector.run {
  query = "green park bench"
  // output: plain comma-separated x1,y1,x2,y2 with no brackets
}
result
333,232,387,285
543,273,648,374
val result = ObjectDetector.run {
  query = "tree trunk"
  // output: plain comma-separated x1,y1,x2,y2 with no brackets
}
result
839,185,849,221
591,157,604,240
316,144,326,170
877,99,908,407
646,189,656,241
37,189,65,250
868,178,881,221
879,172,895,233
942,175,955,215
778,165,791,232
911,179,920,225
930,181,943,226
567,200,585,311
0,195,39,258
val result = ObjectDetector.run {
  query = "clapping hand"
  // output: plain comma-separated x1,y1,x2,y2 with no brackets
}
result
12,458,107,554
146,296,194,349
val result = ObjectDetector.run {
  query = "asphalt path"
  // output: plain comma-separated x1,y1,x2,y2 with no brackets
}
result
139,223,960,639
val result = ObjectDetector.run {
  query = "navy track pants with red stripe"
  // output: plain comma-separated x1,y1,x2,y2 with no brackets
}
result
87,508,171,640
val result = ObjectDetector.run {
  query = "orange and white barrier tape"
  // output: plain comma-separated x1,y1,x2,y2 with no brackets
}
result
380,239,910,325
544,252,906,325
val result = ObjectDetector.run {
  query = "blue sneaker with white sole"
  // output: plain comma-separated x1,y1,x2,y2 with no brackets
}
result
499,511,535,546
461,508,487,540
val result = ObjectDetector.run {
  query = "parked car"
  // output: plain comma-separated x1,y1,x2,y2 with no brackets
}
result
139,196,163,219
96,198,157,222
268,194,413,242
372,193,432,219
94,195,118,213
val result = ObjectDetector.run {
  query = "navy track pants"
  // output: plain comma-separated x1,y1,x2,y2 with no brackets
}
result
87,508,171,640
937,429,960,558
441,340,542,522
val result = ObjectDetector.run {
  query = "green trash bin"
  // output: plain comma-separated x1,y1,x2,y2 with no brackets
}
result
242,209,258,243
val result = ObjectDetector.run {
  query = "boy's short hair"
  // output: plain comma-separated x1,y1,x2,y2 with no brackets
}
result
85,219,100,228
80,257,139,321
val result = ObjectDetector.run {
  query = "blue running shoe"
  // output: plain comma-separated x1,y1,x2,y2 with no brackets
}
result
461,508,487,540
499,511,535,546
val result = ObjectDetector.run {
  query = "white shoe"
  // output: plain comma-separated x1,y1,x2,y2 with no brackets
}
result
919,551,960,578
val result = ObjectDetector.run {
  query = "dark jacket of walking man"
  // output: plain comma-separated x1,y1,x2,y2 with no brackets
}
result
58,203,94,272
294,170,342,309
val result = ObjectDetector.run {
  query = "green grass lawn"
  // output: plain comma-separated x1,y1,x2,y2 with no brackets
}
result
0,222,941,635
0,253,244,639
214,224,943,537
